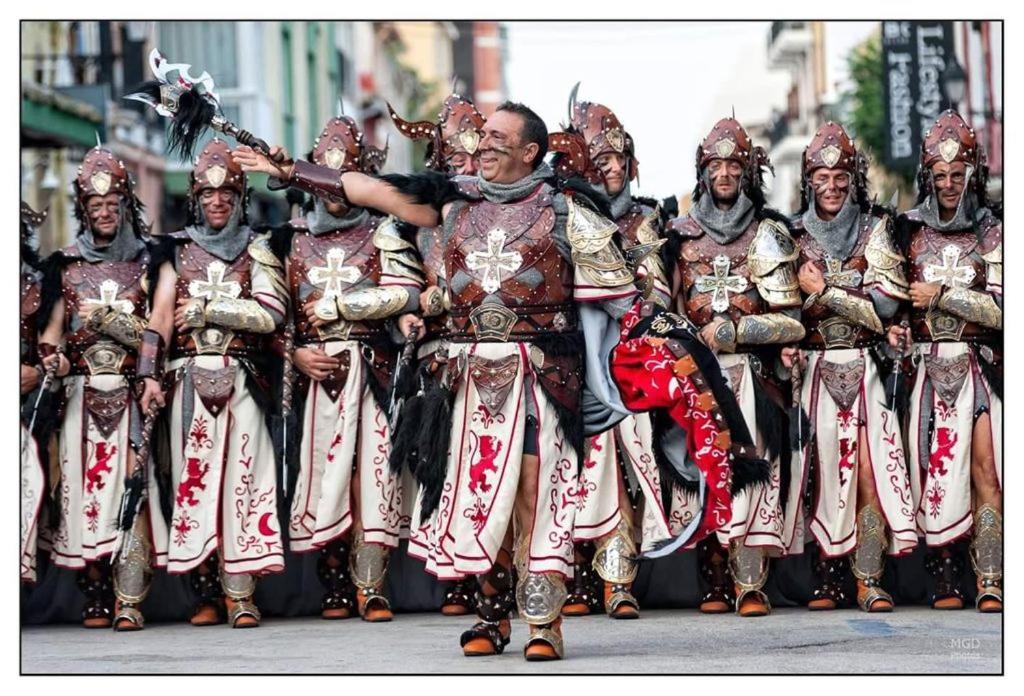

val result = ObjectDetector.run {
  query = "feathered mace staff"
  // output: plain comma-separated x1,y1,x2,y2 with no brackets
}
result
125,49,273,160
113,401,160,562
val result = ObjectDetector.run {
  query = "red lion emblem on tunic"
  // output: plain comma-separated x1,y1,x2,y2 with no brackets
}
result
176,457,210,507
929,428,958,478
838,437,857,488
85,442,117,493
469,436,502,495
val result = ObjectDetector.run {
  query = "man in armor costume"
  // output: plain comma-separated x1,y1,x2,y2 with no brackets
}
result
889,110,1002,612
235,100,738,660
21,202,50,585
547,87,671,620
783,122,917,612
663,117,804,617
138,139,288,628
37,147,168,629
275,116,421,622
387,93,487,617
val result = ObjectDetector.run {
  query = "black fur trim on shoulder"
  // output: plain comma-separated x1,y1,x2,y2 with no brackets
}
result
893,213,922,255
759,207,794,229
632,195,659,211
36,249,76,333
868,203,897,221
557,176,613,218
380,171,459,209
145,234,187,309
660,195,680,221
255,224,296,260
660,218,688,280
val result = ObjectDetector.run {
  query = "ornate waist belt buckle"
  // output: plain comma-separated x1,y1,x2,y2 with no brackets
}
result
83,342,128,375
817,317,859,349
469,304,518,342
192,327,235,355
925,308,967,342
317,318,354,342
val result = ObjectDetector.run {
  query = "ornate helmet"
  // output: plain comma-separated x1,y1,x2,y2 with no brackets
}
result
73,145,147,235
310,115,388,175
388,93,484,172
694,116,772,200
921,109,981,170
800,121,870,212
190,137,245,195
549,83,637,184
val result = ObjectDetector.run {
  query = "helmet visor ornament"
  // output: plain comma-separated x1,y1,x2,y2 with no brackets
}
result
715,138,737,159
205,164,227,189
820,145,842,169
459,128,480,155
605,128,625,153
324,147,346,170
939,138,961,164
90,172,112,196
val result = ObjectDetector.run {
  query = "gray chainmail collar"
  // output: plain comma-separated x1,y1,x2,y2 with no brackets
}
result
76,204,145,263
184,194,250,261
801,193,862,260
477,163,553,203
919,170,980,232
305,199,369,236
689,175,756,244
604,183,634,220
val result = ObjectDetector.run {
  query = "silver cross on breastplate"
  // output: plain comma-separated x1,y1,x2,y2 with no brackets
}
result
188,260,242,301
923,244,977,288
823,255,863,288
694,254,748,313
465,227,524,294
82,278,135,314
308,247,362,298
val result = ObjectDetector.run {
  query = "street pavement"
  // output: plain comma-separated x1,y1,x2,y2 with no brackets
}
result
21,606,1001,674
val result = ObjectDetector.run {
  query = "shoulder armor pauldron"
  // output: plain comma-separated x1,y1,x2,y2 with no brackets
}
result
667,215,704,239
566,196,618,254
747,218,798,277
372,216,415,251
248,232,283,269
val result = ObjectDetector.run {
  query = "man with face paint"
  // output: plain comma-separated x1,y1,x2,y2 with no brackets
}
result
890,110,1002,613
273,116,422,622
21,202,50,586
547,89,671,620
236,100,688,661
663,117,804,617
387,93,488,617
37,146,167,630
139,139,288,628
783,122,917,612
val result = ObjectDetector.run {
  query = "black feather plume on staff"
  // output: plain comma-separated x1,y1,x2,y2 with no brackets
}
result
115,402,160,560
128,80,216,160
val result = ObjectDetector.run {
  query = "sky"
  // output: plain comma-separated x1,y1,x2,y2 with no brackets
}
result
505,21,876,201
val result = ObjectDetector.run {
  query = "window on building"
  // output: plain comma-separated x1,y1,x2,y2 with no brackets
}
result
281,23,296,155
307,22,320,142
158,22,238,89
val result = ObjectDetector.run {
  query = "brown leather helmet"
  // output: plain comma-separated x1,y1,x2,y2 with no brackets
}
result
75,147,130,204
697,117,755,170
802,121,858,175
191,138,246,194
388,93,484,172
549,84,637,184
311,115,388,175
922,109,980,169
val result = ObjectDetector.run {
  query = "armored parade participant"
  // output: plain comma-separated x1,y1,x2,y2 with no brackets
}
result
387,92,486,617
277,115,421,622
663,117,804,617
547,86,671,620
784,122,917,612
138,139,287,628
37,147,168,629
891,110,1002,613
21,202,50,585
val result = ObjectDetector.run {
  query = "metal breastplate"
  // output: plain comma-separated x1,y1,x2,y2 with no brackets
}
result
796,222,874,349
21,273,40,364
63,255,149,375
677,217,765,328
908,226,993,343
289,221,383,344
445,184,575,342
173,237,261,359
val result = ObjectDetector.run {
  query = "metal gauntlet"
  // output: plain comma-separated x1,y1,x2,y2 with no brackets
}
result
290,159,350,206
182,297,207,328
204,298,277,333
137,329,165,380
733,313,805,346
937,288,1002,329
818,287,884,333
87,307,148,348
336,287,411,321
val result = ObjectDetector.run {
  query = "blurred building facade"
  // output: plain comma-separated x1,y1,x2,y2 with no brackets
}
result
21,21,504,249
